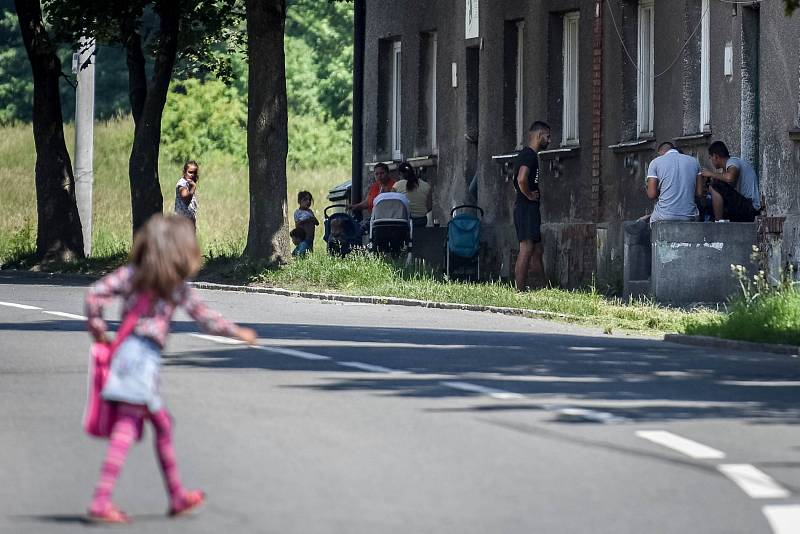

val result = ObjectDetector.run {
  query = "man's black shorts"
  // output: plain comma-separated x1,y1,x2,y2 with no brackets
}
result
514,201,541,243
711,180,759,222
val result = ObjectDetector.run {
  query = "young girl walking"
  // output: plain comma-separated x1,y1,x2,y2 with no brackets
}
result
84,214,257,523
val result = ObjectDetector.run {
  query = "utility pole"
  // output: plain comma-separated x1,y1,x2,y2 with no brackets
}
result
73,37,95,256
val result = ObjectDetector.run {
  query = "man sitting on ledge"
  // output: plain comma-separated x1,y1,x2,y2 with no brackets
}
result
699,141,760,222
644,141,700,224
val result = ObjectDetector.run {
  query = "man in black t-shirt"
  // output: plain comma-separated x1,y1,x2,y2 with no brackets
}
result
513,121,551,291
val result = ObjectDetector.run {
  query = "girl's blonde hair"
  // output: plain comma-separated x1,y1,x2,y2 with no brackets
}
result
130,214,201,300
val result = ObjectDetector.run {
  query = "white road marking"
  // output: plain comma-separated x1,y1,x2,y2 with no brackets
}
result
254,346,331,361
550,407,628,423
763,505,800,534
190,333,244,345
635,430,726,459
440,381,524,400
42,310,87,320
337,361,408,374
719,380,800,387
0,301,41,310
718,464,790,499
190,333,331,360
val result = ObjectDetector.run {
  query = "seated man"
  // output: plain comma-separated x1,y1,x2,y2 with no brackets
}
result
699,141,760,222
645,141,700,224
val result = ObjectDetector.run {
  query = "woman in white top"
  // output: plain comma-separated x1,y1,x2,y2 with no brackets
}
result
392,162,432,227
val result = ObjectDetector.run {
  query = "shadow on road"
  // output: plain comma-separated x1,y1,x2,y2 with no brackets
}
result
2,318,798,425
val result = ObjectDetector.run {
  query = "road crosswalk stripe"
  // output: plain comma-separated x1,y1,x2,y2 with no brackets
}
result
718,464,790,499
762,505,800,534
635,430,726,459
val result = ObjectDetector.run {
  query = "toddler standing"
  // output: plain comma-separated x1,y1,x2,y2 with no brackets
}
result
293,191,319,251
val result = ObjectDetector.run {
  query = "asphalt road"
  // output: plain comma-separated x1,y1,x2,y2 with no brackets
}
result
1,271,799,534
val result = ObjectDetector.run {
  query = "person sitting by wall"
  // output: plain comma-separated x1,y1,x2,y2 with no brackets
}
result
347,162,395,220
698,141,760,222
290,227,310,257
392,162,432,227
644,141,701,224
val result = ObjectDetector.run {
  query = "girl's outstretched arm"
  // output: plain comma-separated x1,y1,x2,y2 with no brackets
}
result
181,285,257,344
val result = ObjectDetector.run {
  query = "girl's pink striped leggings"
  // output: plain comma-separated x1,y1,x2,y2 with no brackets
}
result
90,402,185,512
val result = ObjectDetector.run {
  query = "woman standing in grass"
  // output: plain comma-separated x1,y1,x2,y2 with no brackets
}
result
174,160,200,230
85,214,257,523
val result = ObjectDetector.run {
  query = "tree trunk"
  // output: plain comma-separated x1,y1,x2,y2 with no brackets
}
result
15,0,84,263
244,0,290,263
126,4,180,232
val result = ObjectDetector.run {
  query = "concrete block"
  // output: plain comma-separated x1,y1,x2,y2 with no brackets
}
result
651,221,757,304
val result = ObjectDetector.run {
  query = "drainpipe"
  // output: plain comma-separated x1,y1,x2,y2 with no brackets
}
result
351,0,366,205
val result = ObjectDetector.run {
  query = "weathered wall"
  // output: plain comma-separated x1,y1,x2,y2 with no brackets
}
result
759,4,800,273
362,0,800,289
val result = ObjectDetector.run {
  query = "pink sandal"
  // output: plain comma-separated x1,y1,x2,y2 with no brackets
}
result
169,489,206,517
87,504,131,524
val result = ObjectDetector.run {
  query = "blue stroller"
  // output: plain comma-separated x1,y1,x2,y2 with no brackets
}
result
446,205,483,279
323,205,361,257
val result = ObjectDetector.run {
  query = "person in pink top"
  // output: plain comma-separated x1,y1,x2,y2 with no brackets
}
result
84,214,257,523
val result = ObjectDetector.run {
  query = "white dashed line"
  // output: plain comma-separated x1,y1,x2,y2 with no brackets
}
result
635,430,726,459
190,333,244,345
718,380,800,387
718,464,790,499
0,301,41,310
551,407,628,423
440,381,524,400
254,346,331,361
337,361,408,374
42,310,87,320
762,505,800,534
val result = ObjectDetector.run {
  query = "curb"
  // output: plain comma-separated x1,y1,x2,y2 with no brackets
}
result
190,281,580,321
663,333,800,356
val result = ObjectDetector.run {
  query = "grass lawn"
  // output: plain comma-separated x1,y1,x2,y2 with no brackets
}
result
0,117,347,261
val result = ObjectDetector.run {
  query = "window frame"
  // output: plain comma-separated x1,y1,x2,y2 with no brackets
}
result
561,11,580,146
700,0,711,131
515,20,525,149
391,40,403,160
637,0,654,137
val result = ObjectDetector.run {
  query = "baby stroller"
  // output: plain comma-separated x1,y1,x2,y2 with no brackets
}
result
323,205,361,257
446,205,483,279
369,193,412,257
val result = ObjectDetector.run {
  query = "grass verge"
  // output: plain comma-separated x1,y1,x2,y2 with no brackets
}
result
684,289,800,346
252,251,714,336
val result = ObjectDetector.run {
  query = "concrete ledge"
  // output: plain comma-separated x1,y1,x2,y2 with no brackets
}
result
191,281,579,321
664,333,800,356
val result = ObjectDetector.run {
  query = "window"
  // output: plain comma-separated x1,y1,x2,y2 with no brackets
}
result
699,0,710,130
391,40,402,160
637,0,654,136
418,32,437,152
562,12,580,145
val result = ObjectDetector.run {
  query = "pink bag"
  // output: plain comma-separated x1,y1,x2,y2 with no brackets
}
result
83,294,151,438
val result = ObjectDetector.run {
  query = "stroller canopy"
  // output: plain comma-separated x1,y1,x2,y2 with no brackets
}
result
371,193,410,222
